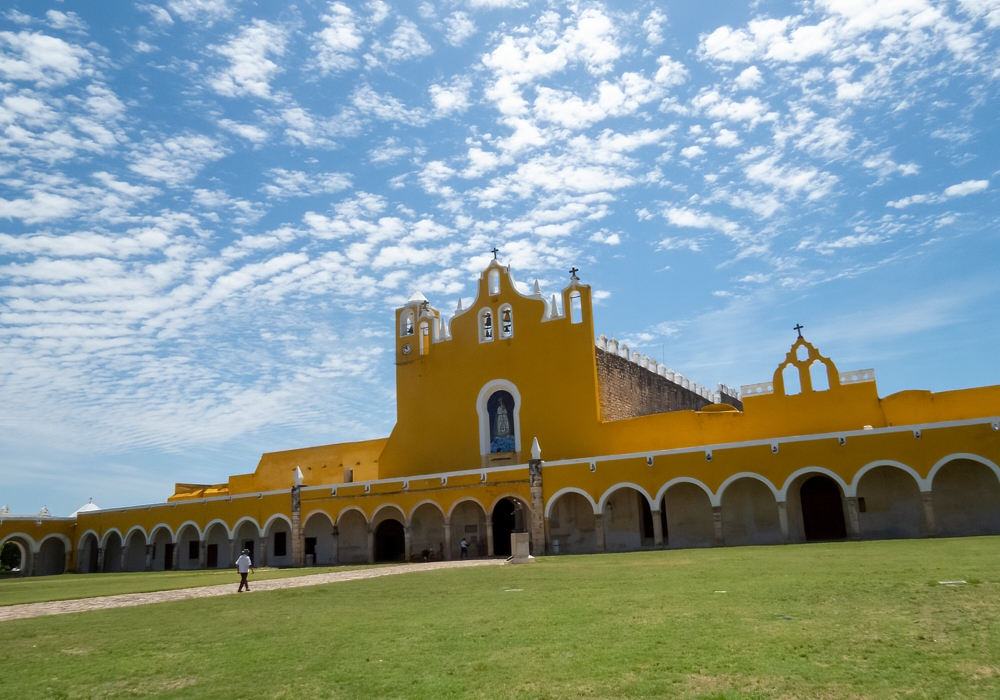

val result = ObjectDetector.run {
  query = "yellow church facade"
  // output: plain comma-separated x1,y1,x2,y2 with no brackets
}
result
3,261,1000,577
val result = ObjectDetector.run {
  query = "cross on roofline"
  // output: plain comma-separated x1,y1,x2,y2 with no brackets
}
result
569,266,579,279
491,247,499,260
794,323,804,338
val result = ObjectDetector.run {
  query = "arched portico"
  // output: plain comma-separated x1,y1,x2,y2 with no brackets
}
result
931,457,1000,537
409,502,446,561
371,504,406,563
36,535,69,576
0,535,31,577
660,480,716,549
124,529,147,571
233,518,262,567
600,484,656,553
102,531,123,573
175,523,201,570
490,495,530,557
546,490,598,554
303,511,336,565
720,475,783,547
149,525,173,571
782,470,848,543
264,514,293,568
204,520,231,569
449,499,487,559
78,531,100,573
854,464,923,539
336,508,369,564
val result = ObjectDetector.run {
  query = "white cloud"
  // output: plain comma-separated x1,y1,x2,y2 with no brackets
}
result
0,31,92,88
944,179,989,197
312,2,364,73
744,156,838,201
699,25,757,63
218,119,269,143
352,85,427,125
734,65,763,90
209,21,288,100
444,12,477,46
430,78,472,117
262,169,352,198
129,134,229,185
167,0,232,23
469,0,526,7
643,9,667,46
533,71,665,130
45,11,88,33
887,179,989,208
366,18,433,67
680,145,705,159
0,191,83,223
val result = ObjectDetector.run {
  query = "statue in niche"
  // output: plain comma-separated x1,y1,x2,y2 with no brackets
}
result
488,390,516,453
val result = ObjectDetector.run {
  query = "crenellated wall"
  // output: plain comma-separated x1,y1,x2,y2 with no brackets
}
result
595,347,713,420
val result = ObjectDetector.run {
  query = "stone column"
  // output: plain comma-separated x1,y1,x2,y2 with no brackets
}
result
331,526,339,565
404,525,412,562
28,549,36,577
198,540,207,569
291,485,304,567
846,497,861,539
120,545,129,571
258,535,268,568
97,546,105,572
145,544,153,571
486,519,494,557
443,518,452,561
777,501,790,544
231,539,240,568
920,491,937,537
594,513,606,552
367,527,375,564
712,505,725,547
651,509,664,547
170,543,180,570
543,516,552,555
528,459,546,556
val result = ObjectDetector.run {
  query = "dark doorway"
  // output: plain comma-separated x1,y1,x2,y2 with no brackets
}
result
659,497,669,545
800,475,847,541
375,520,405,562
206,544,218,568
492,499,517,557
242,540,255,565
164,543,175,570
639,494,655,541
0,542,21,573
86,536,99,573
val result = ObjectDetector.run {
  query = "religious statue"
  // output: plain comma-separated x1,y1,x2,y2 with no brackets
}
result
490,394,515,453
495,397,510,436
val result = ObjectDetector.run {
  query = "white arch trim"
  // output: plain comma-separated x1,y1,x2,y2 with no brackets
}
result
262,513,293,534
0,532,37,553
476,379,523,456
231,516,263,538
202,518,233,540
778,467,850,501
408,499,446,520
303,509,335,528
123,525,148,545
446,497,488,519
850,460,925,496
716,472,780,505
37,532,72,553
99,527,125,548
77,529,100,549
927,453,1000,488
148,523,175,543
370,502,407,524
655,477,715,508
597,482,655,513
488,492,530,515
336,506,368,526
545,487,599,517
173,520,202,542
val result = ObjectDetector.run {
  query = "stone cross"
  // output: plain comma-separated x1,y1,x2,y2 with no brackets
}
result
794,323,804,338
491,247,499,259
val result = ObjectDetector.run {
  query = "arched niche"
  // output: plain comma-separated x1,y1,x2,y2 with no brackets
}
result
264,516,293,568
601,486,655,553
477,379,522,460
855,465,922,539
449,500,487,559
102,531,123,573
784,473,848,542
125,529,147,571
409,503,446,561
303,511,336,566
36,536,68,576
720,477,782,547
547,491,598,554
204,521,231,569
661,482,716,549
336,509,369,565
932,458,1000,537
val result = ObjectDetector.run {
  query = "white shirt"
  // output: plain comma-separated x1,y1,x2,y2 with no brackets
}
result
236,554,252,573
460,539,468,548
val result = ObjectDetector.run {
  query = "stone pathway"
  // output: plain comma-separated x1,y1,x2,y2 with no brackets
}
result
0,559,504,623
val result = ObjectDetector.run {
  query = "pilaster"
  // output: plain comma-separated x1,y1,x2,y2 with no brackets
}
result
777,501,790,544
712,505,725,546
291,485,304,567
651,509,664,547
920,491,937,537
594,513,606,552
846,497,861,539
528,459,545,556
443,518,452,560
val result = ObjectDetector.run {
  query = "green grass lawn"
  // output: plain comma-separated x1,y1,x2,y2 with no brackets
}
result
3,537,1000,699
0,565,377,607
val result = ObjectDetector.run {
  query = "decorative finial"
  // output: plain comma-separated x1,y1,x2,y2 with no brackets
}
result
531,437,541,461
456,297,463,312
532,279,541,295
793,323,804,338
569,266,579,281
294,466,304,487
491,246,499,260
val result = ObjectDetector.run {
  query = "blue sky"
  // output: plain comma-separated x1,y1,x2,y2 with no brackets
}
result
1,0,998,516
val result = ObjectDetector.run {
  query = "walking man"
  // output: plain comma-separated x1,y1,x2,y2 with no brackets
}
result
236,549,254,592
460,537,468,559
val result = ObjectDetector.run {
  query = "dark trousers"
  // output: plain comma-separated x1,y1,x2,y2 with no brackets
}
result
239,572,249,591
460,547,468,558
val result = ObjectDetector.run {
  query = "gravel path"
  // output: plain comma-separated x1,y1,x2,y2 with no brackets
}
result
0,559,504,622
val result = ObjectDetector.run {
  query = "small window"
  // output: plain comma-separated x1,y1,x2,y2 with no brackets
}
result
796,344,809,362
783,364,801,395
810,360,830,391
305,538,316,557
569,292,582,324
500,305,513,338
274,531,287,557
343,467,354,483
419,322,429,355
480,309,494,342
489,269,500,295
400,309,414,337
188,540,199,560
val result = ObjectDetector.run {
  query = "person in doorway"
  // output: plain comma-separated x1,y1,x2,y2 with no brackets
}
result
460,538,468,558
236,549,254,592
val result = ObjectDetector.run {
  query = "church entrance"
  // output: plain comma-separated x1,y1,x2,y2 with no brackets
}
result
800,475,847,541
491,498,523,557
374,520,405,562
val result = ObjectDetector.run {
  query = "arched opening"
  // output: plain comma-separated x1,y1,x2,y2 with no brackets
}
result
799,476,847,541
336,510,368,564
0,541,23,576
810,361,830,391
149,527,172,571
103,532,123,573
409,504,445,561
489,269,500,295
176,524,201,570
419,321,429,355
662,483,715,549
721,478,782,546
265,518,293,568
374,519,405,562
602,487,654,552
547,492,597,554
491,497,527,557
796,344,809,362
480,308,494,342
303,513,336,566
400,309,414,337
204,523,231,569
487,390,516,454
125,531,147,571
36,537,66,576
856,465,922,539
233,521,260,567
932,459,1000,537
499,305,513,339
782,364,801,395
450,500,487,559
79,533,99,573
569,291,582,324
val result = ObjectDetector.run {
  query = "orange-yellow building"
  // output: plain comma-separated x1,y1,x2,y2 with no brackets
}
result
3,261,1000,577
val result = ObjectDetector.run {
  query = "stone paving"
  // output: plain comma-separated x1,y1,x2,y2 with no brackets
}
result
0,558,504,622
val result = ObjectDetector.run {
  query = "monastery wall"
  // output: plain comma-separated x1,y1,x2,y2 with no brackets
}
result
595,347,712,420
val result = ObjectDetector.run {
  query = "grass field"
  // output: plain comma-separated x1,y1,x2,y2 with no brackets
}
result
2,537,999,699
0,565,376,607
